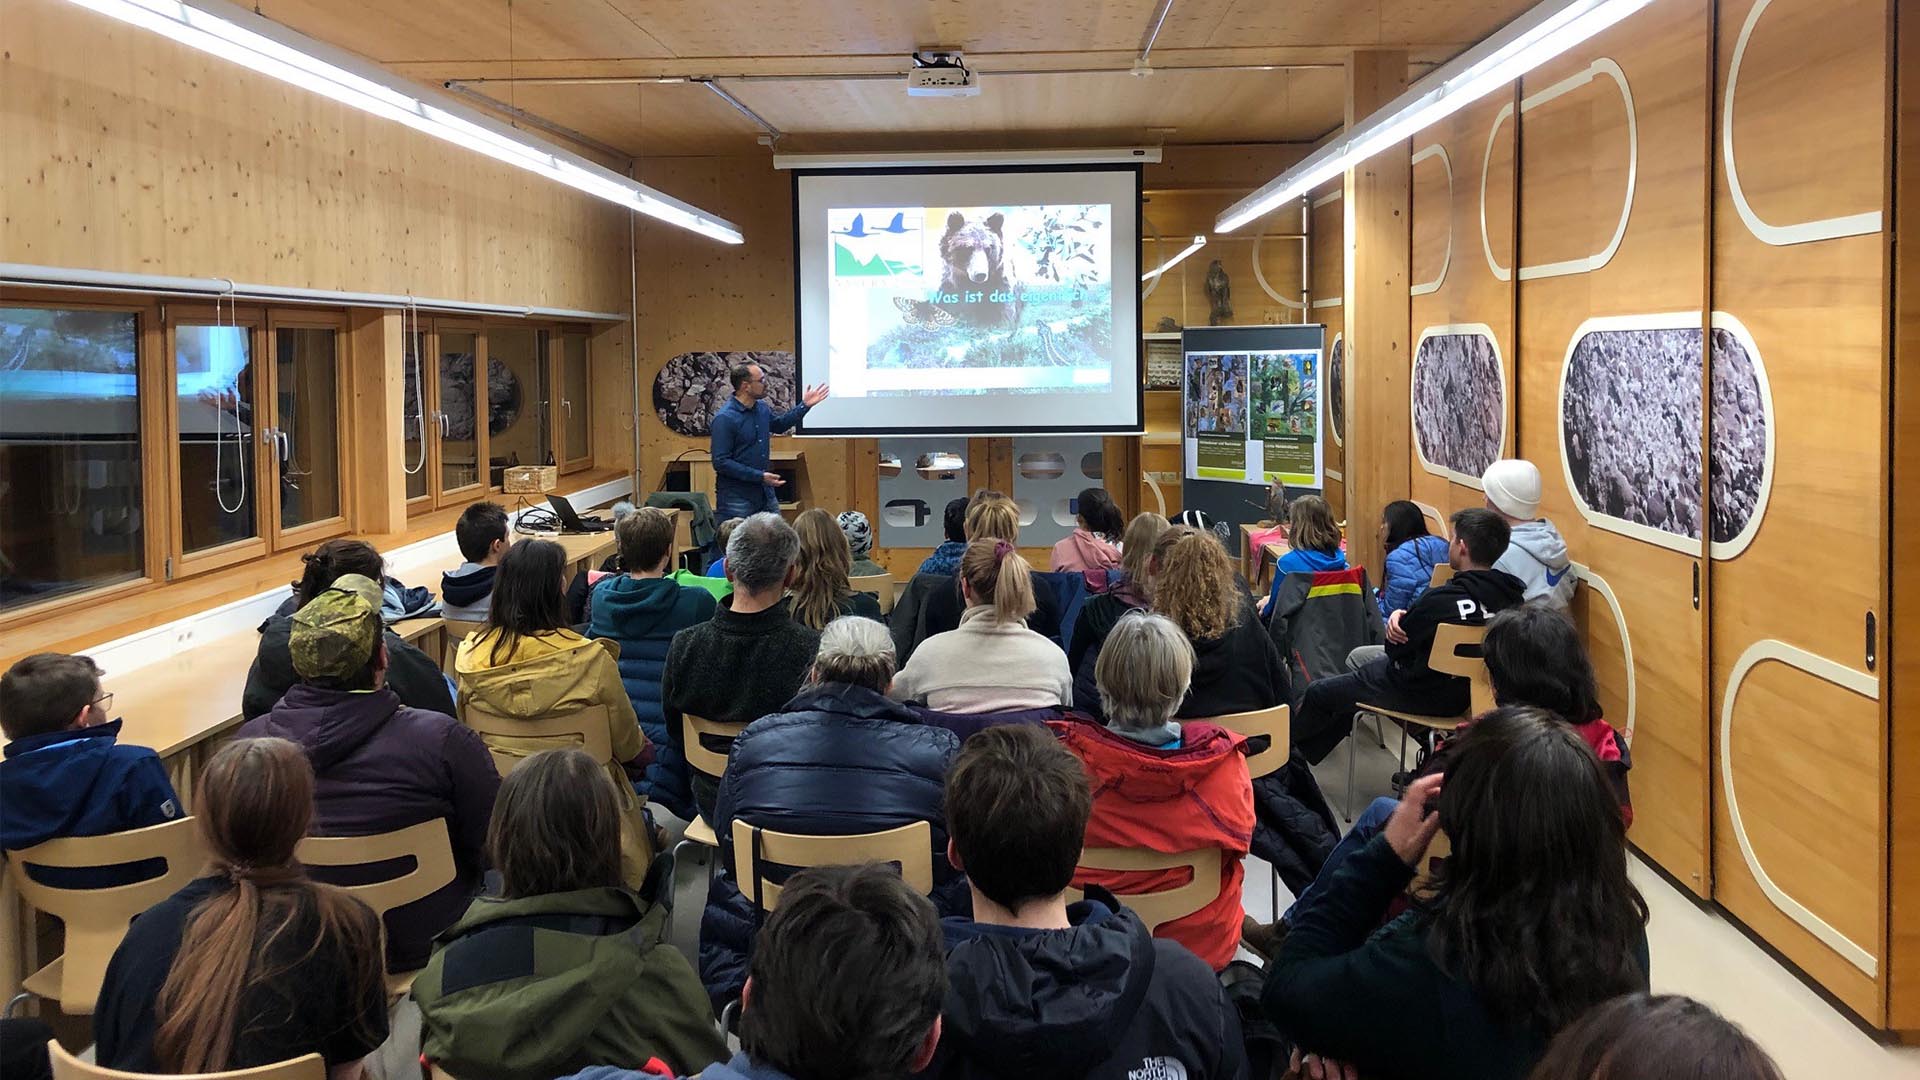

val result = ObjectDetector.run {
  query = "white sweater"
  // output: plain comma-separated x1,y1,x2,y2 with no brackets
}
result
891,605,1072,713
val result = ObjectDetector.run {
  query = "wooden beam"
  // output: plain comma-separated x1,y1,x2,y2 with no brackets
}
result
1341,50,1411,577
348,309,406,534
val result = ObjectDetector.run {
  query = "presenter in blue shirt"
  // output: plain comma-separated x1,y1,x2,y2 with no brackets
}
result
710,360,830,520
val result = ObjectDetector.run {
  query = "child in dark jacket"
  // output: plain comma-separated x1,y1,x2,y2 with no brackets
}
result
589,508,718,822
0,653,181,887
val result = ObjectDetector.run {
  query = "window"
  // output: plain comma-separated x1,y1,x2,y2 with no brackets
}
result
0,305,148,613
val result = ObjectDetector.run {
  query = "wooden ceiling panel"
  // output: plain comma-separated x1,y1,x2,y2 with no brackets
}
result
493,83,766,158
254,0,674,63
1378,0,1532,48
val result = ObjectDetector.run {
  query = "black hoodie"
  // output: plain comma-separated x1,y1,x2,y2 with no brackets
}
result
922,889,1248,1080
1383,567,1526,703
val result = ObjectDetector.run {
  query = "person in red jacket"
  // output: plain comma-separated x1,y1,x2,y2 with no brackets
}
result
1052,610,1254,969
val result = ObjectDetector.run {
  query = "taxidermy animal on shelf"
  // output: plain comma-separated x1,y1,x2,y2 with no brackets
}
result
1205,260,1232,325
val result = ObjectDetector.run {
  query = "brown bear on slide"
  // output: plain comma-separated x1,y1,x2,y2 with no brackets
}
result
937,211,1022,330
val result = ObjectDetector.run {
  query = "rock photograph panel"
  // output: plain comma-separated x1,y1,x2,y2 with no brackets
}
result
1707,326,1769,547
652,350,797,438
1412,330,1503,480
1328,336,1344,443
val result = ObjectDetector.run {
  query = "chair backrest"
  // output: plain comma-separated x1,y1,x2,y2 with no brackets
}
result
441,618,489,670
1192,705,1290,780
1428,562,1454,588
296,818,457,931
1075,846,1223,933
1428,621,1493,714
6,817,206,1014
682,713,747,782
1414,500,1450,540
1410,828,1453,899
49,1039,324,1080
731,819,933,911
849,573,895,615
460,703,614,776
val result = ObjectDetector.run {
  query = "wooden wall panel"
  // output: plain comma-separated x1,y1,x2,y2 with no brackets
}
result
1708,0,1889,1023
1312,186,1347,518
1513,0,1712,894
1408,94,1518,531
0,0,631,313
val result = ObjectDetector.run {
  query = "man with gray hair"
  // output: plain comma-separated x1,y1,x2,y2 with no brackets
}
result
661,512,820,822
697,615,961,1003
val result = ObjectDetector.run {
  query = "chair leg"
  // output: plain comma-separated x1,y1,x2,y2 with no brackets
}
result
1270,864,1281,924
4,992,31,1019
1345,731,1357,823
1371,713,1387,749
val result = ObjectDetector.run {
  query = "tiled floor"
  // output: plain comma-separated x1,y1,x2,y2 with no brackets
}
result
1249,729,1920,1080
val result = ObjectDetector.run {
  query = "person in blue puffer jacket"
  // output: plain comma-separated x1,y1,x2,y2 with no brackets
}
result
1377,499,1453,617
699,615,961,1009
588,507,717,823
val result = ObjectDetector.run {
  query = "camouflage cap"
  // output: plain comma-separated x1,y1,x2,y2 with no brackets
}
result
290,573,383,681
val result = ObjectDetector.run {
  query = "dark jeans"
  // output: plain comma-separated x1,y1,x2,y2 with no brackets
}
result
715,487,777,523
1285,796,1397,920
1292,658,1449,764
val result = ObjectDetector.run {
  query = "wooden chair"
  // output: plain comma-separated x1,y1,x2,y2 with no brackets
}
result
1194,705,1289,781
296,818,457,997
1414,501,1450,541
440,618,488,671
678,713,747,847
1428,563,1454,588
49,1040,324,1080
731,820,933,911
1074,847,1224,934
1359,622,1492,763
5,817,206,1015
459,703,613,778
1410,829,1453,899
849,573,896,615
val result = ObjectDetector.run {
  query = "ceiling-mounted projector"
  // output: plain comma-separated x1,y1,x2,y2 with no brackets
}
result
908,50,980,97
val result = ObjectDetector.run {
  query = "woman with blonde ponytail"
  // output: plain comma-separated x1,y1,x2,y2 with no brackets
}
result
96,738,388,1079
891,538,1071,713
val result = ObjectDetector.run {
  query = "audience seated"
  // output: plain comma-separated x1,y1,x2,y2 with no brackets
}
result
1483,459,1577,609
95,738,389,1078
892,539,1072,711
1263,707,1650,1080
790,507,885,629
838,510,888,578
1049,486,1125,576
1376,499,1452,617
567,864,946,1080
1055,612,1254,970
414,749,725,1080
244,540,454,721
1066,511,1170,717
1482,604,1632,824
1151,528,1289,719
455,538,651,881
442,501,511,622
917,491,1064,643
916,497,972,577
704,616,962,1004
925,723,1249,1080
1292,508,1523,764
239,573,499,972
1527,993,1783,1080
1,652,182,887
588,508,719,824
1266,495,1347,610
704,516,743,578
661,513,820,822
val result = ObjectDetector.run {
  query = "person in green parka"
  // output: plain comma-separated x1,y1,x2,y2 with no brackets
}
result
413,749,725,1080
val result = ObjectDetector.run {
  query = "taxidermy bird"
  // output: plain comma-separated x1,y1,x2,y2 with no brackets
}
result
1205,260,1233,325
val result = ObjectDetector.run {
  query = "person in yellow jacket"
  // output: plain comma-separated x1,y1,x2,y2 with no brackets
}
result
455,537,653,882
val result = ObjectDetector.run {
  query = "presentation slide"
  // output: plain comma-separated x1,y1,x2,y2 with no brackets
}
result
794,166,1142,435
1181,325,1326,489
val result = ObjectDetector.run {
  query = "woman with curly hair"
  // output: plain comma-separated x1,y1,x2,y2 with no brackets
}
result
1148,527,1289,719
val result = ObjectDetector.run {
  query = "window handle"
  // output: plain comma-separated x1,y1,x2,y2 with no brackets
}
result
279,430,291,463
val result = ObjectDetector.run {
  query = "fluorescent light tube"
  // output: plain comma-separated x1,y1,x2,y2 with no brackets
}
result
1142,235,1207,281
60,0,745,244
1216,0,1655,233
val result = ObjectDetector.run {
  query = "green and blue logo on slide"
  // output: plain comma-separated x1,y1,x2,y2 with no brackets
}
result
832,211,919,277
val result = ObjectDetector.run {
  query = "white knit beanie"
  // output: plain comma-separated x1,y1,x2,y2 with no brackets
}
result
1481,459,1542,520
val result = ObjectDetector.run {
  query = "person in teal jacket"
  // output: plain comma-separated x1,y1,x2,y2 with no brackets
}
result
589,508,717,823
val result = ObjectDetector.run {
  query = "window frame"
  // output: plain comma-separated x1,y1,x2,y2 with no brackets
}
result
555,326,595,474
264,308,353,550
165,304,273,578
0,290,170,628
